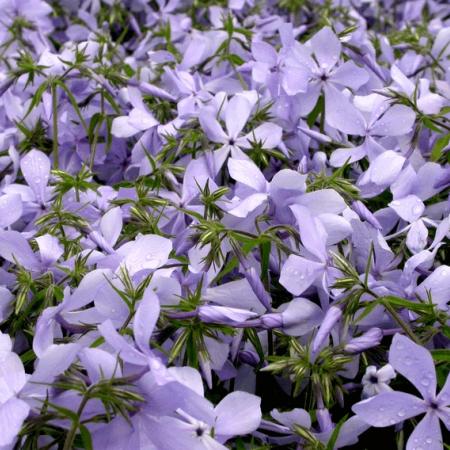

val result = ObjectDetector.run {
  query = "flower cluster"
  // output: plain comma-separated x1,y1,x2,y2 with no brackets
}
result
0,0,449,449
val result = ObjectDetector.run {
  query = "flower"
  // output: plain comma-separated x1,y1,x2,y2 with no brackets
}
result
353,334,450,450
361,364,396,398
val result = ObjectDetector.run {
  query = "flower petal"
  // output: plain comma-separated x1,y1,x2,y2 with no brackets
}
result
389,334,436,401
352,391,426,427
279,255,324,296
324,85,366,136
214,391,262,438
406,413,442,450
20,149,50,204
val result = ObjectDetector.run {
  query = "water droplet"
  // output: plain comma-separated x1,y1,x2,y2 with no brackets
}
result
396,342,404,350
441,269,448,277
389,419,396,424
425,437,432,444
421,378,430,387
397,410,406,417
404,356,413,365
34,177,41,183
412,205,422,215
299,274,305,280
378,407,385,412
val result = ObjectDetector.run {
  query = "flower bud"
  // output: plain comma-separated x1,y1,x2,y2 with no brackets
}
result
260,313,283,329
345,328,383,354
311,306,342,355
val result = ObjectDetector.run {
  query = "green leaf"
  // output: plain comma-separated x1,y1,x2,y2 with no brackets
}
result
431,349,450,362
307,95,324,128
422,117,443,133
326,415,348,450
244,328,265,366
379,295,433,314
260,241,271,281
79,425,93,450
431,134,450,161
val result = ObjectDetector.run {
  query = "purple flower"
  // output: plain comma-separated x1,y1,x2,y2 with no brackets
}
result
353,334,450,450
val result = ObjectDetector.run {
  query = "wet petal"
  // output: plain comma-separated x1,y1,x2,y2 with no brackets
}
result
389,334,436,401
20,149,50,204
352,391,426,427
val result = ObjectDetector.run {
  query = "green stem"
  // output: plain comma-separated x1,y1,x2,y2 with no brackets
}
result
62,394,90,450
51,82,59,169
365,287,421,344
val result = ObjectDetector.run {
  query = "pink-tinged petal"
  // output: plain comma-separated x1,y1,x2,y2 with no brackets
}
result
227,193,268,218
352,391,426,426
225,95,253,139
279,255,325,296
389,334,436,400
20,149,50,204
0,194,22,228
227,158,267,192
0,398,30,446
100,207,123,247
416,265,450,309
111,116,139,138
133,288,160,354
240,122,283,150
0,230,41,271
35,234,63,267
406,413,442,450
331,60,369,89
79,348,122,384
199,110,228,144
120,235,172,275
297,189,347,216
406,220,428,254
252,41,277,65
98,320,147,366
324,85,366,135
389,195,424,223
290,204,327,260
214,391,262,438
369,104,416,137
309,26,341,69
